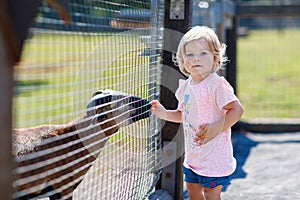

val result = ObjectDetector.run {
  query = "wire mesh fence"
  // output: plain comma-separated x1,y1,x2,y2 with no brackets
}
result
12,0,164,199
237,16,300,120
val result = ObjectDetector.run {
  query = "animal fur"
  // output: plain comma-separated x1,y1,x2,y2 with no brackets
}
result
13,90,150,200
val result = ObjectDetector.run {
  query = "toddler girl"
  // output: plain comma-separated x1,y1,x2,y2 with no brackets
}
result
150,26,244,200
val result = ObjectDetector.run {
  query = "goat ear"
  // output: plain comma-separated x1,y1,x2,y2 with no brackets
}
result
92,90,103,97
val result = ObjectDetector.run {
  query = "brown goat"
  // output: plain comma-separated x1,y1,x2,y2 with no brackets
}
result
12,90,151,200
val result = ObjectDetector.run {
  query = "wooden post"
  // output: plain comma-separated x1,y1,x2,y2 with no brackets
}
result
157,0,192,199
224,0,238,93
0,24,14,200
225,14,237,93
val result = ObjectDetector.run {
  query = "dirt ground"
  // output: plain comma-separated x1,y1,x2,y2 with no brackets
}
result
182,131,300,200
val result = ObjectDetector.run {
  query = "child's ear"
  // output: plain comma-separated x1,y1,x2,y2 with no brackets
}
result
213,56,220,66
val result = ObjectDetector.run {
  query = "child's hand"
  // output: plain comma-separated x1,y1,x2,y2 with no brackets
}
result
150,100,167,119
194,122,223,144
194,125,208,145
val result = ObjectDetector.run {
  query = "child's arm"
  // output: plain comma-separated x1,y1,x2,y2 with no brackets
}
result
150,100,182,123
194,100,244,144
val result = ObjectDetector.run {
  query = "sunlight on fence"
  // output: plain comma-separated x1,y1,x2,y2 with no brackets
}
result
12,0,164,199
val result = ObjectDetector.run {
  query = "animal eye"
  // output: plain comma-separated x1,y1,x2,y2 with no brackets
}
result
97,113,108,122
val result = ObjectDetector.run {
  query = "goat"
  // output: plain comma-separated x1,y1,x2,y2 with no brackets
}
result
12,89,151,200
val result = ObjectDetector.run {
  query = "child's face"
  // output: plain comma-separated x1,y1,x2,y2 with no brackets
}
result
183,39,214,79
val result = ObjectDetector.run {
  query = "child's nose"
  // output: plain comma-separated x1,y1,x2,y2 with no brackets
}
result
193,55,201,62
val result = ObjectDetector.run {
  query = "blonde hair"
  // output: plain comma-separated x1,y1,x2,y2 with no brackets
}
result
173,26,227,76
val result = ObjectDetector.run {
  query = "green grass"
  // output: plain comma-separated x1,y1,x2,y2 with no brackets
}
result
15,29,300,127
237,29,300,119
14,31,150,128
13,31,154,168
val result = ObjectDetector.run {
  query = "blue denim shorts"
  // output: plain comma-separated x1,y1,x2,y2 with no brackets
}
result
183,166,231,188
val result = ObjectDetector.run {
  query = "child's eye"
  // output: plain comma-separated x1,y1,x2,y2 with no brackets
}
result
186,53,194,58
200,51,208,56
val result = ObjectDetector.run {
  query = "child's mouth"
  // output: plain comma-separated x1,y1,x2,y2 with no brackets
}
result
192,65,202,68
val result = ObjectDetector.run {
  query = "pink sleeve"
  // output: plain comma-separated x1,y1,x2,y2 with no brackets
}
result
175,79,186,111
215,77,238,111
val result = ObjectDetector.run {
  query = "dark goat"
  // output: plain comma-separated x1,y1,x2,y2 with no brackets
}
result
12,89,151,200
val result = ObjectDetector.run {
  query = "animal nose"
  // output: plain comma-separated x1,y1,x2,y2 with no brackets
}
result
128,97,151,122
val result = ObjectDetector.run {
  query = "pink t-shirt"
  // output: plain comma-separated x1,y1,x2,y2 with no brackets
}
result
175,72,238,177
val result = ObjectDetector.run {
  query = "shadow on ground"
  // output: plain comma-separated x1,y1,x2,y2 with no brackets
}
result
223,131,300,191
183,131,300,199
222,132,258,191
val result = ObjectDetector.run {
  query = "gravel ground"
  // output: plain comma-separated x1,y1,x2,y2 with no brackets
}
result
220,131,300,200
182,131,300,200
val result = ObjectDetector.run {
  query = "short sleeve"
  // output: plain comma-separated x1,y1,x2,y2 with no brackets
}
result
175,79,187,111
215,77,238,111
